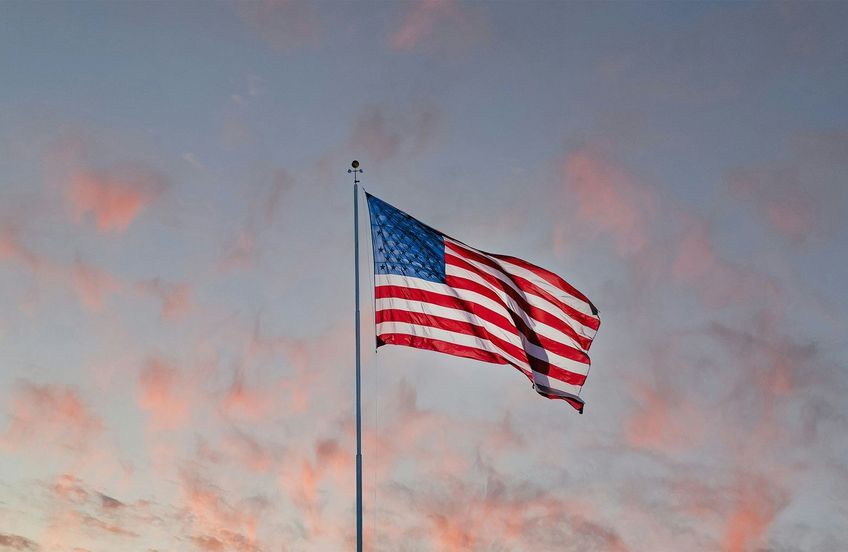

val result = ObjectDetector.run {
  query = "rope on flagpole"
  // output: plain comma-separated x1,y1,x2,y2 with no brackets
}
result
366,190,379,548
360,180,380,547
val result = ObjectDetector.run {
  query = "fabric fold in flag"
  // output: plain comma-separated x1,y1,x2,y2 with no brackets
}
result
366,193,601,413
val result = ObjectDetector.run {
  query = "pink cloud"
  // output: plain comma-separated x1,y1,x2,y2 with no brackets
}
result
4,225,191,317
559,149,657,255
556,148,788,317
727,166,819,243
220,432,279,474
158,283,191,319
137,358,190,430
136,278,192,319
219,371,275,422
708,321,815,441
660,469,790,552
1,382,103,452
671,215,780,308
219,230,257,271
70,259,122,312
211,318,346,424
180,473,262,551
381,466,626,551
245,318,348,414
764,197,816,242
0,227,42,271
275,437,354,538
0,533,38,551
642,323,808,549
720,476,788,552
51,474,91,503
66,166,167,233
388,0,487,54
314,438,350,475
390,0,451,51
624,378,704,454
37,474,157,549
1,228,126,313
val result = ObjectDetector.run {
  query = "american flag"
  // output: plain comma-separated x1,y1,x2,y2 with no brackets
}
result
366,193,600,413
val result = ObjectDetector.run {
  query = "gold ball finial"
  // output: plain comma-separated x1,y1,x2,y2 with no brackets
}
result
351,160,360,169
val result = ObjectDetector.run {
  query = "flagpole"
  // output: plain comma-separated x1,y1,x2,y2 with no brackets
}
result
348,160,364,552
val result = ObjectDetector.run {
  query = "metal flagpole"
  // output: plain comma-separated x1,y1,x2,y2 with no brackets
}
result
348,160,364,552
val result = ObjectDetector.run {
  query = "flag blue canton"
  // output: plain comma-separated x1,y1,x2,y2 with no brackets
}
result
366,193,446,284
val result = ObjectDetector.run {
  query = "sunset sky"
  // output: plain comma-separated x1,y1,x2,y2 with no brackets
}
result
1,1,847,551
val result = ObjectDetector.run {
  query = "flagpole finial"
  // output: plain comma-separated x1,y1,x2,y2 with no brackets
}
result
348,160,363,185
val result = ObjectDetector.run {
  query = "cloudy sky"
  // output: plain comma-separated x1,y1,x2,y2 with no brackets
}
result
1,1,847,550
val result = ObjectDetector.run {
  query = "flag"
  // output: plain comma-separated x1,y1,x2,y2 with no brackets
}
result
366,193,600,413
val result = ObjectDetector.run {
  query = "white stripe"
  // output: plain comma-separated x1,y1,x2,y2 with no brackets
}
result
376,320,533,376
375,297,524,352
495,259,600,320
533,372,584,398
445,241,597,341
375,273,451,294
522,340,590,376
446,264,592,353
376,296,589,376
376,274,590,370
376,274,514,328
445,235,597,318
492,255,598,319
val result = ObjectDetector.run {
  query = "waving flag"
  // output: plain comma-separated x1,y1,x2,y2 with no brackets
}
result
366,193,600,412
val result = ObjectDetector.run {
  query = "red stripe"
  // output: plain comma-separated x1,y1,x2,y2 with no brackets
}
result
490,251,596,310
377,333,510,367
375,285,521,339
377,309,587,386
445,254,594,353
377,309,529,366
509,273,600,332
528,357,587,386
444,275,591,365
446,241,600,332
379,282,590,365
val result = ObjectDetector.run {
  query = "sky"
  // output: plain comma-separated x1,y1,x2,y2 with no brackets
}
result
1,1,847,550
